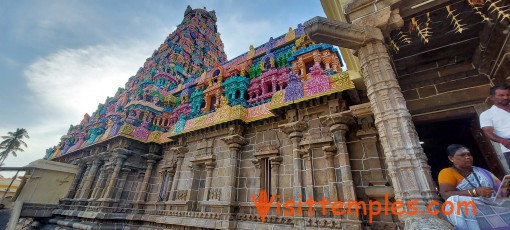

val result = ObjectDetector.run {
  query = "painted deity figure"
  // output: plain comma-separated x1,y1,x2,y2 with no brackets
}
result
87,127,105,145
61,136,75,155
284,72,304,101
133,121,150,140
126,110,137,125
109,115,123,137
305,64,330,96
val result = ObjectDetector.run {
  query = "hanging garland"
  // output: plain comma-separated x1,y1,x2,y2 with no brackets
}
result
446,5,468,33
411,12,433,43
388,0,510,53
487,0,510,21
468,0,491,22
390,31,412,52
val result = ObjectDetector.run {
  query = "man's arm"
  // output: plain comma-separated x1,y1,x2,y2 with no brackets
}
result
482,126,510,149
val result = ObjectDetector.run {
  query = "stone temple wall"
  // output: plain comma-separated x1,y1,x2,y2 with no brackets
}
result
45,99,399,229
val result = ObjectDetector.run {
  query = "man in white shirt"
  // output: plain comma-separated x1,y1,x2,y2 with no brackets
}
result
480,85,510,166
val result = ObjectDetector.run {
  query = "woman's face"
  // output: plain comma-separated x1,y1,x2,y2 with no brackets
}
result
449,147,474,168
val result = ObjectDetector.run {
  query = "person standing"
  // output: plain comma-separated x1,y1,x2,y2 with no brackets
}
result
480,85,510,166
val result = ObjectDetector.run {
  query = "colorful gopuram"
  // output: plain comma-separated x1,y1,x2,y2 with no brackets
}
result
37,6,376,230
45,6,352,160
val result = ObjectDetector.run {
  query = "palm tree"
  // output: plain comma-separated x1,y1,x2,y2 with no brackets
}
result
0,128,29,166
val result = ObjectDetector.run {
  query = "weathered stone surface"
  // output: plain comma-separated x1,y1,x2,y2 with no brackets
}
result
404,216,454,230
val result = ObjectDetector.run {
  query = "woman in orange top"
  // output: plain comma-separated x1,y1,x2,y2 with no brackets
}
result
438,144,509,230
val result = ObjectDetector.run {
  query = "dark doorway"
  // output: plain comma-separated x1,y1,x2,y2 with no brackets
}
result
415,117,495,184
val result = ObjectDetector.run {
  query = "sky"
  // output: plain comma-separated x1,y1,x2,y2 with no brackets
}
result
0,0,327,173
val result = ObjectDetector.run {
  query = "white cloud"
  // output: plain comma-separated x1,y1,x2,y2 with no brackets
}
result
0,32,169,173
24,40,160,120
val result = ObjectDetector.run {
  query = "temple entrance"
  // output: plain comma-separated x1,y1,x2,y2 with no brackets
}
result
415,116,505,184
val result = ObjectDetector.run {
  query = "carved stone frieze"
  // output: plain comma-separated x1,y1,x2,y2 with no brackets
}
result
176,190,187,200
254,143,279,158
108,138,131,150
190,153,216,164
300,135,333,146
208,188,221,200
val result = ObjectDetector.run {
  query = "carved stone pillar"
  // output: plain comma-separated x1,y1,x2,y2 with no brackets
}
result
90,167,106,199
164,169,176,201
320,112,357,202
74,161,92,199
79,157,103,199
270,156,282,197
351,103,388,186
168,146,188,201
114,168,131,200
304,15,450,227
65,160,87,199
301,149,314,200
221,134,248,204
135,154,161,203
279,120,308,202
103,149,132,200
322,145,338,201
203,161,216,201
251,159,261,195
90,152,110,200
357,40,438,209
98,166,113,199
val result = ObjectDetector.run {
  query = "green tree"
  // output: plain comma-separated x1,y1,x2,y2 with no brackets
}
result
0,128,29,166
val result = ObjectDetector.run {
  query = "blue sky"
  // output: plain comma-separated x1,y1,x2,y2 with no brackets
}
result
0,0,326,170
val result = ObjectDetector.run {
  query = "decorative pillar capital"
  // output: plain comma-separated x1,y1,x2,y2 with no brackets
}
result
350,103,378,139
113,148,133,158
322,145,337,158
319,112,355,133
91,157,103,167
84,159,94,167
279,121,308,139
251,159,260,168
142,153,162,163
72,159,86,167
98,151,111,159
205,161,216,170
148,144,161,155
170,146,188,158
221,134,248,150
269,156,283,166
296,149,310,158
